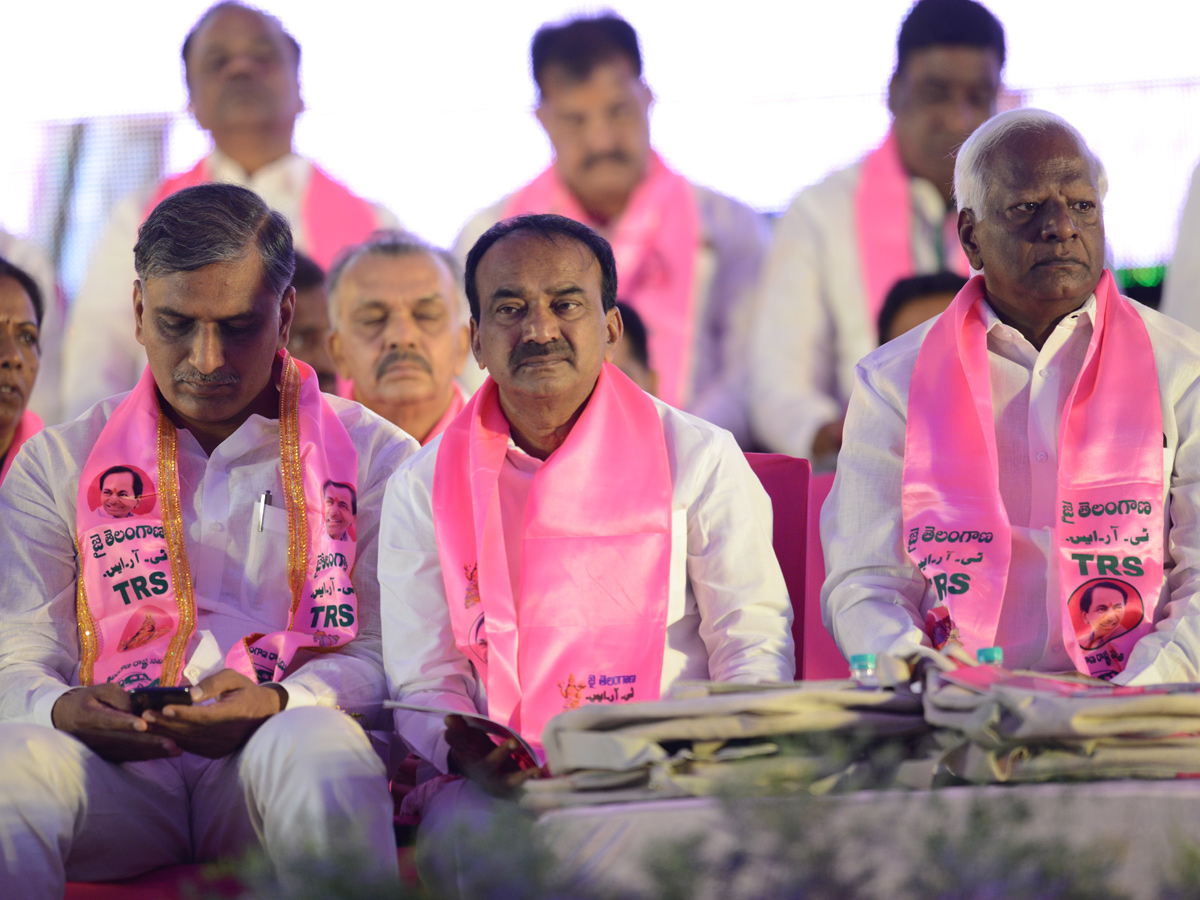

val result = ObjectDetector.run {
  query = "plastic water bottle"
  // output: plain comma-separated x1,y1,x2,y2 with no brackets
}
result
977,646,1004,666
849,653,878,687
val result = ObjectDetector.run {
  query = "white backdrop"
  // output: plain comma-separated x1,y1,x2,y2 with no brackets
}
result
2,0,1198,288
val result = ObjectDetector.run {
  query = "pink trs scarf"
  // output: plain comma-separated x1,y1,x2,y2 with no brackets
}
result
75,352,360,688
902,272,1164,679
855,130,969,330
502,152,700,409
432,363,673,754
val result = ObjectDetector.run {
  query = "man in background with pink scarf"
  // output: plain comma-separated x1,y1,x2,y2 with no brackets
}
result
0,184,413,895
454,14,767,447
751,0,1005,466
822,109,1200,685
382,214,793,895
62,2,399,420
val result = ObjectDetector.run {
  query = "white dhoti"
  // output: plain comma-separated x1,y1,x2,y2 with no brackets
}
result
0,706,398,898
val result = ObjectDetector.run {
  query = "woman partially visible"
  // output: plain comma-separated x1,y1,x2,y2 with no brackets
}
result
0,256,42,484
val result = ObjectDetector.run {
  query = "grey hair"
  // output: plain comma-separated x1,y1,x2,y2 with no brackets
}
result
954,108,1108,218
134,183,295,297
326,230,469,329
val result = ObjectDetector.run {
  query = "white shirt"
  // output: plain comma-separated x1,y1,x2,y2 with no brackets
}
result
1162,159,1200,330
0,390,417,728
0,228,63,424
380,397,795,772
749,157,958,460
454,182,768,446
821,294,1200,685
60,151,401,420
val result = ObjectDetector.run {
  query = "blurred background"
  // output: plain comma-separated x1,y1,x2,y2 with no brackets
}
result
3,0,1195,300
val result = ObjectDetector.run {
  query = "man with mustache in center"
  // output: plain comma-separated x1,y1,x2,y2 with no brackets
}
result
382,214,794,893
454,13,767,446
327,232,471,446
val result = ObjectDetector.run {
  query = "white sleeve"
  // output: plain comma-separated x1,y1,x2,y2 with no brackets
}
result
685,425,795,682
61,194,147,419
748,195,844,459
379,448,482,773
1113,358,1200,684
1161,162,1200,330
820,361,930,660
0,434,83,726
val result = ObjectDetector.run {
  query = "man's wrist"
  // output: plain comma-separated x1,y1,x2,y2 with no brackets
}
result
264,682,289,712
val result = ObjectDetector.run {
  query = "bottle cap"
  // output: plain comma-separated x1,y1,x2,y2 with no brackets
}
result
977,646,1004,664
849,653,877,669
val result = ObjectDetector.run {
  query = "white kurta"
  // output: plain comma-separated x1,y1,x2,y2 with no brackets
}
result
0,391,414,892
60,151,401,420
821,294,1200,685
749,158,959,460
0,390,416,724
1162,159,1200,330
380,397,795,773
454,182,769,446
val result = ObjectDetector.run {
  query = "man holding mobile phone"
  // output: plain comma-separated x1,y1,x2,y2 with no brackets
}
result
0,183,416,897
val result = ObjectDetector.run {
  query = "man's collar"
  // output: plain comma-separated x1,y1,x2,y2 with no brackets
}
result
909,175,951,224
979,292,1097,339
207,148,306,187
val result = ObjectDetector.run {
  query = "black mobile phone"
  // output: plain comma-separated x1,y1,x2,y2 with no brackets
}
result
129,686,193,716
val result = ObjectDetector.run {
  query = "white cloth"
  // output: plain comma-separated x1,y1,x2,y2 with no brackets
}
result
453,183,768,446
0,227,63,425
0,389,417,727
821,295,1200,685
1162,159,1200,329
60,150,401,419
380,398,795,773
749,159,957,459
0,706,398,896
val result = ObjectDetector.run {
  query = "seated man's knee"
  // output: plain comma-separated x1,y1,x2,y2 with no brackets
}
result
240,707,382,783
0,724,88,802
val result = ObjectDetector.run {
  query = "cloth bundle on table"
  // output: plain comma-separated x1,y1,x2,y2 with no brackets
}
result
922,662,1200,784
524,677,929,812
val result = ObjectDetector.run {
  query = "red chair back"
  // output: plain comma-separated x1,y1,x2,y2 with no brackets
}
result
744,452,810,678
803,472,848,679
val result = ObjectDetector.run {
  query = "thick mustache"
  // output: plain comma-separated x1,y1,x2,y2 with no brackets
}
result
582,150,631,170
510,339,574,368
175,370,238,386
376,349,432,380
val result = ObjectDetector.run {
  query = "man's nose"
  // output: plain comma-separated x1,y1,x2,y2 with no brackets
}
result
523,304,561,343
383,311,419,349
1039,200,1080,242
190,325,225,373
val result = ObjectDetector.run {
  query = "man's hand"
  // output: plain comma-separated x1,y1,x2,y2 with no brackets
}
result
812,418,845,459
51,684,181,763
142,668,284,759
444,714,542,798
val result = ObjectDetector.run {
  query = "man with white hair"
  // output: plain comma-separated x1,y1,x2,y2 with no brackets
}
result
326,232,471,446
822,108,1200,684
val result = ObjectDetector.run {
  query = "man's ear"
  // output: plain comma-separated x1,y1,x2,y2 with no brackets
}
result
452,324,470,377
604,305,624,363
328,329,351,380
469,318,485,369
133,281,146,347
958,209,985,271
277,285,296,351
886,70,902,117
